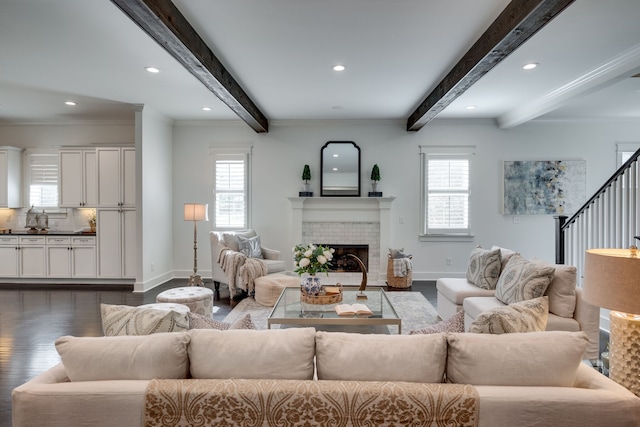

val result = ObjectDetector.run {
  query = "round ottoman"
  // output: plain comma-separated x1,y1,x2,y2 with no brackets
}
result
138,302,191,315
156,287,214,317
254,274,301,306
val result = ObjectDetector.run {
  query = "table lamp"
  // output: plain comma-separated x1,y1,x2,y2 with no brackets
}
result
184,203,208,287
583,247,640,396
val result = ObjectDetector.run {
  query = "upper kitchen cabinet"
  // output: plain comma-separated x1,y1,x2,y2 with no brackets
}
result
0,146,23,208
59,148,97,208
96,147,135,208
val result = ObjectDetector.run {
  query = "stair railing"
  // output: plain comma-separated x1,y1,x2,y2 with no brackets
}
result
555,147,640,287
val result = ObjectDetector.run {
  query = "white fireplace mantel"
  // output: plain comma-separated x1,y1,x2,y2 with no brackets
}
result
288,196,395,282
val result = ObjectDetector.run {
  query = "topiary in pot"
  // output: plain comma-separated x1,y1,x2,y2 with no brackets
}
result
370,164,381,192
302,164,311,192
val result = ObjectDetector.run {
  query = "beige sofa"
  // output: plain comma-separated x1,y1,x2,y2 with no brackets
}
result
436,248,600,360
13,329,640,427
209,229,285,298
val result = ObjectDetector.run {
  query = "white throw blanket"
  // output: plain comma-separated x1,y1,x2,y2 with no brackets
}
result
393,258,412,277
218,247,267,296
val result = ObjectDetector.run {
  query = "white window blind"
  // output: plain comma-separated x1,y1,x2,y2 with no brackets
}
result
213,153,249,229
420,146,474,238
427,158,469,229
29,153,59,207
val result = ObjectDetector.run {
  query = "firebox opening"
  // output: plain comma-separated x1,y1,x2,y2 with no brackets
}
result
318,244,369,272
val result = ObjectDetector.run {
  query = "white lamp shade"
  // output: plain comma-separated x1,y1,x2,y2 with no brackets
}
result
583,248,640,314
184,203,209,222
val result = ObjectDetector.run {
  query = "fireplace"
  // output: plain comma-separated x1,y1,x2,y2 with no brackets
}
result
289,196,395,285
318,244,369,272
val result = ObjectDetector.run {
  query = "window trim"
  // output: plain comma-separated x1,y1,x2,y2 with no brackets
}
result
210,146,252,231
419,145,475,242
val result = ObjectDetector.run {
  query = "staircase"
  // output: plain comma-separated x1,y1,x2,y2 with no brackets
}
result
555,148,640,330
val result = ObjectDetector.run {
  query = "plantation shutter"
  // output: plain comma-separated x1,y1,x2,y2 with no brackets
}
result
427,158,469,230
214,154,247,229
29,154,59,207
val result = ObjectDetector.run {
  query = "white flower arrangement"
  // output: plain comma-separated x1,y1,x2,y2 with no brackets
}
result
292,243,335,276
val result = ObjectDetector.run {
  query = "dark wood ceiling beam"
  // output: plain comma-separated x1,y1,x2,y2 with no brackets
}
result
406,0,575,132
111,0,268,133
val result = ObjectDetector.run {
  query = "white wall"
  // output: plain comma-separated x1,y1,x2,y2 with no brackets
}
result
172,118,640,280
136,107,174,292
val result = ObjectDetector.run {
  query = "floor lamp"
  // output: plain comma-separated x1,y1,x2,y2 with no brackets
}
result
184,203,208,287
583,248,640,397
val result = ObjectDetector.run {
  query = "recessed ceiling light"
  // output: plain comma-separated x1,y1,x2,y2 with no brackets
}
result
465,105,476,110
522,62,538,70
332,168,338,171
202,107,211,111
332,64,346,72
145,66,160,73
333,154,339,157
65,101,77,106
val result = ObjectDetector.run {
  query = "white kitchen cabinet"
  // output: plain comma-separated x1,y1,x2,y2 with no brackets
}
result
46,236,71,277
70,236,96,278
96,147,135,208
97,208,135,278
0,236,19,277
18,236,46,278
59,149,97,207
0,146,23,208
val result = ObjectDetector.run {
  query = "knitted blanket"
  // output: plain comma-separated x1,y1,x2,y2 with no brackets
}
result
393,257,413,277
218,247,266,296
143,378,479,427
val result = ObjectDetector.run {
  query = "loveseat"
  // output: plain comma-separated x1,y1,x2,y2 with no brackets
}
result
13,329,640,426
210,229,285,298
436,246,600,360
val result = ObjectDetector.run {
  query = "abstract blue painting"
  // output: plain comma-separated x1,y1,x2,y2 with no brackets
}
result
503,160,586,215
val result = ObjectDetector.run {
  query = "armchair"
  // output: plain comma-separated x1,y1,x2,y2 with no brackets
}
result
210,230,285,300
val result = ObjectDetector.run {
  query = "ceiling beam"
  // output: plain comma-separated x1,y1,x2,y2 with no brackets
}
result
111,0,269,133
406,0,575,132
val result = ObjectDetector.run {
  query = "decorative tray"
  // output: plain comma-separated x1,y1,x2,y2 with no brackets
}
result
300,285,343,305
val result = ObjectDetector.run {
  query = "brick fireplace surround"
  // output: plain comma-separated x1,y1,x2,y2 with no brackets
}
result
289,197,395,285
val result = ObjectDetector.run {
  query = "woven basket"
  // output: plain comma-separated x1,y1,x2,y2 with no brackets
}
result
300,285,343,305
387,255,413,288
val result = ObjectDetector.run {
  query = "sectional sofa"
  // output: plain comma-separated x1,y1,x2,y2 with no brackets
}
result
12,328,640,426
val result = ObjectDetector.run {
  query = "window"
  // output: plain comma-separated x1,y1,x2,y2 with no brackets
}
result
617,142,639,167
26,152,59,208
212,150,251,229
420,146,474,239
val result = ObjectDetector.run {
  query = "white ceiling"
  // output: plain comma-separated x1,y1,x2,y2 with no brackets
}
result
1,0,639,129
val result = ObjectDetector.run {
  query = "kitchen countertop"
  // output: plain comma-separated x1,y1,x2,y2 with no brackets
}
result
0,230,96,236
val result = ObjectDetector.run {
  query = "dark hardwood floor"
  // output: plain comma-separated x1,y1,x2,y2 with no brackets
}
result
0,279,436,426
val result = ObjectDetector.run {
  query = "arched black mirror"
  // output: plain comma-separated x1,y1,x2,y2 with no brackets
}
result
321,141,360,197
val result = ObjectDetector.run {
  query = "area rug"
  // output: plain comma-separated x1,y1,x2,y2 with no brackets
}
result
223,292,439,334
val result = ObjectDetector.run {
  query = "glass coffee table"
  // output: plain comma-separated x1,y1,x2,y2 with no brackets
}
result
268,287,402,334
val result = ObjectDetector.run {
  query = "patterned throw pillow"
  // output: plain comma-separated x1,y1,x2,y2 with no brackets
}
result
466,246,502,290
495,254,554,304
410,310,465,335
100,304,189,336
187,312,256,330
238,235,264,259
469,296,549,334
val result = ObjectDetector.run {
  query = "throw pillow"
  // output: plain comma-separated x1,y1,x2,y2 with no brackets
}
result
531,257,577,318
55,332,190,381
410,310,465,335
187,312,256,330
188,328,316,380
466,246,502,290
315,331,447,383
100,303,189,336
446,331,589,387
238,235,264,259
469,296,549,334
495,254,554,304
491,245,518,271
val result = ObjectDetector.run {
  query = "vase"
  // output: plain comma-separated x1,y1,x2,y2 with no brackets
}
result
301,274,322,296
